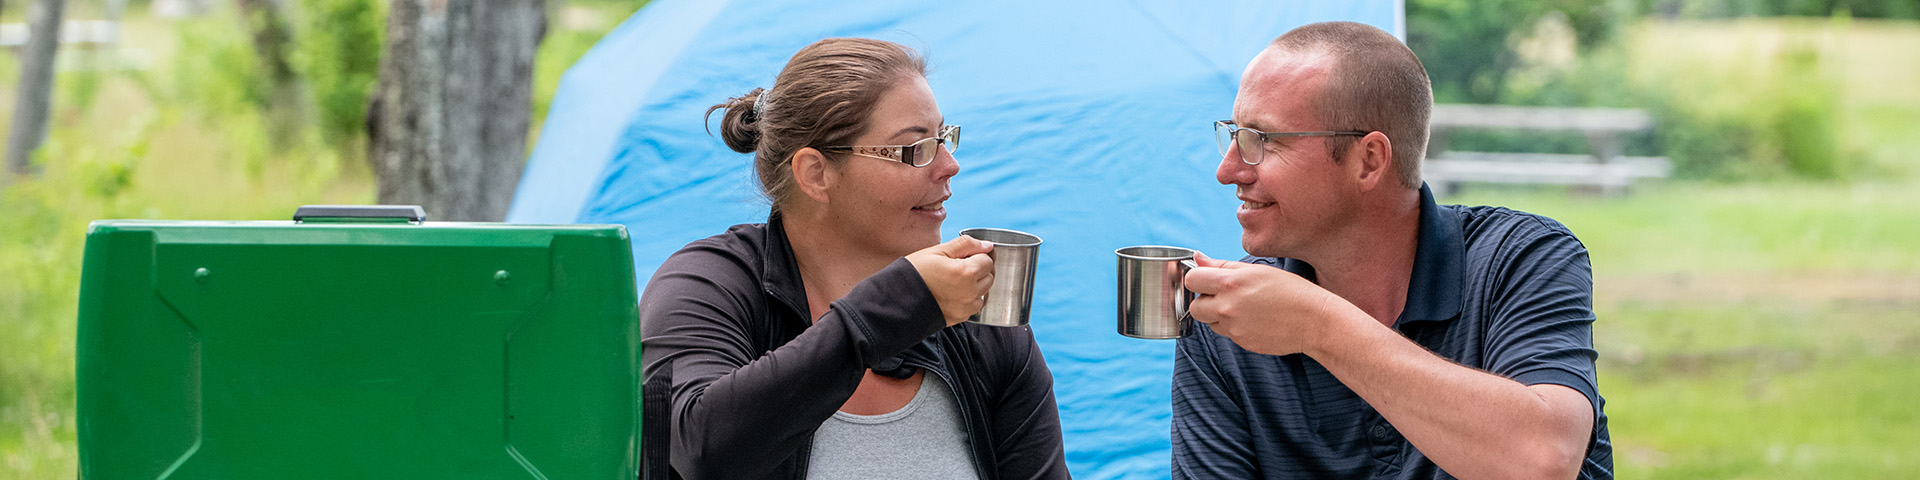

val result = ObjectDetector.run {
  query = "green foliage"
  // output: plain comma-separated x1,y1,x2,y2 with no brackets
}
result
56,56,105,113
0,48,17,82
0,2,661,476
1644,0,1920,19
1407,0,1628,103
0,117,155,480
1412,6,1860,181
167,16,272,116
1636,29,1849,180
293,0,386,147
1769,43,1845,178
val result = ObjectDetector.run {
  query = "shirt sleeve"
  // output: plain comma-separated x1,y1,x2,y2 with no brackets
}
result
1480,230,1603,421
1171,324,1261,479
639,244,947,480
981,326,1072,480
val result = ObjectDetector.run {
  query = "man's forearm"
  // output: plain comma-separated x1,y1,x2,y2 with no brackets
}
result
1306,305,1592,480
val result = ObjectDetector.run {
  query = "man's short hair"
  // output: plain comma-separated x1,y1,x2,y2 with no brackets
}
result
1271,22,1433,189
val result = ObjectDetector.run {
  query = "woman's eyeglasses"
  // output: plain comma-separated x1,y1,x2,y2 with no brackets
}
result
819,125,961,167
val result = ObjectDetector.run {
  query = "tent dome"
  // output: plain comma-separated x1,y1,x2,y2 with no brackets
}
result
511,2,1402,477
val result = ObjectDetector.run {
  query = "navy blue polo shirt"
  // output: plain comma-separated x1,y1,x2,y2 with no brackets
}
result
1171,185,1613,479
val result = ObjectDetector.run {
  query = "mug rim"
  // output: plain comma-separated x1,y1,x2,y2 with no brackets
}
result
1115,245,1197,260
960,227,1043,247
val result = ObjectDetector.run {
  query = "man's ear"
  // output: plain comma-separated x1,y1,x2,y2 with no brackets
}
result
1351,131,1394,191
792,147,836,204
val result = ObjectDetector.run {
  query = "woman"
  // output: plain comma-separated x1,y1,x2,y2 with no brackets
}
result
639,38,1070,479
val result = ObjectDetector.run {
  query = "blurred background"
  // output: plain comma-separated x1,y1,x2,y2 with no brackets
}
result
2,0,1916,478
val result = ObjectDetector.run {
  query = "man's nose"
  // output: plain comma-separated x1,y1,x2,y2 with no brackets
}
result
1216,147,1254,185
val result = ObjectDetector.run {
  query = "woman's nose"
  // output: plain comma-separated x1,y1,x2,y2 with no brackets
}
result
931,147,960,180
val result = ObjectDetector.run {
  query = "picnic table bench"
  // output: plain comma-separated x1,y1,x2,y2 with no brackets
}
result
1423,104,1671,196
0,20,119,48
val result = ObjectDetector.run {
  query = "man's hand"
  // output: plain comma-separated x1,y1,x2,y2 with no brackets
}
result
1184,253,1352,356
905,236,996,327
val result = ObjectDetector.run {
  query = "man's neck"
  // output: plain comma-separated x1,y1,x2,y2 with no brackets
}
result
1302,190,1423,328
781,208,899,321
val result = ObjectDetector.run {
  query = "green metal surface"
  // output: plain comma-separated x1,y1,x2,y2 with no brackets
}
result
77,219,640,479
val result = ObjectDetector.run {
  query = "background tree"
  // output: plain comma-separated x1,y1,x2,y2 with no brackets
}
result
368,0,545,221
1407,0,1623,103
5,0,66,180
294,0,383,152
235,0,309,144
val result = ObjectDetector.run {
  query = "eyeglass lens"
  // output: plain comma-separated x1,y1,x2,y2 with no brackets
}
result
906,127,961,167
1214,122,1264,165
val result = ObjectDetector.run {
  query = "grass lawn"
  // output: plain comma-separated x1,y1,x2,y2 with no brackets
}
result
1451,181,1920,479
1434,17,1920,479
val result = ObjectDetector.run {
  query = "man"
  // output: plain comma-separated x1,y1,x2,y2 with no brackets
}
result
1171,21,1612,479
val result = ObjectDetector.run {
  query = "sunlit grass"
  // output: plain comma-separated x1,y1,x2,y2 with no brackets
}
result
1444,182,1920,479
1450,181,1920,275
1607,354,1920,478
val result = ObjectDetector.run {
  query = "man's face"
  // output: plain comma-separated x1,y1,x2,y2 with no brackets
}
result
1217,48,1361,260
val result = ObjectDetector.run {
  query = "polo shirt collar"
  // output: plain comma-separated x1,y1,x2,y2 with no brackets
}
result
1395,183,1465,327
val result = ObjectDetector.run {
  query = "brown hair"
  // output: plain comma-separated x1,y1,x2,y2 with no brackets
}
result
1270,22,1432,189
707,38,928,211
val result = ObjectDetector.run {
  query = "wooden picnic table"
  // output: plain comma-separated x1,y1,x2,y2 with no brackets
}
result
0,20,119,48
1424,104,1671,196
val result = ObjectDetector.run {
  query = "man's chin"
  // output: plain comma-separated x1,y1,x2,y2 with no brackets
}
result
1241,233,1287,259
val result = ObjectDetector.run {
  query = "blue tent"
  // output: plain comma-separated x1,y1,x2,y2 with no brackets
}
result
510,1,1402,477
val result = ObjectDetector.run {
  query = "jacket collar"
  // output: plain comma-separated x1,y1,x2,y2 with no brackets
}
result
757,213,928,377
759,212,812,322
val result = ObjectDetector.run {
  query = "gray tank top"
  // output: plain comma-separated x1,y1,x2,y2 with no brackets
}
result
805,376,980,479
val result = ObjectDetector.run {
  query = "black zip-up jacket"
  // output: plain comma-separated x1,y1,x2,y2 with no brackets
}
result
639,216,1071,479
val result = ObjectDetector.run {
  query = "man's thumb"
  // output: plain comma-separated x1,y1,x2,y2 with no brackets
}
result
1193,251,1228,268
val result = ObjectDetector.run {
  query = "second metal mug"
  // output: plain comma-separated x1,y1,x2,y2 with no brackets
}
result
1116,245,1198,339
961,228,1042,327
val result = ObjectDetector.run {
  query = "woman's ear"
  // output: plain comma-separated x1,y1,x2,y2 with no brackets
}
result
792,147,836,204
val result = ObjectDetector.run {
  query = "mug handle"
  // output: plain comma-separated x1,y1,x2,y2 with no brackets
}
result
1178,259,1198,321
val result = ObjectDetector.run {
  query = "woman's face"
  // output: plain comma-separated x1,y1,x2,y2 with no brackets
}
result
820,74,958,258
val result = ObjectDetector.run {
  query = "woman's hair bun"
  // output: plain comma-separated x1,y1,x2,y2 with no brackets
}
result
707,88,766,154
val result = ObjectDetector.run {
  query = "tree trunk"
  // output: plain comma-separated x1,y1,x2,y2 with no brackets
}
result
5,0,65,180
369,0,545,222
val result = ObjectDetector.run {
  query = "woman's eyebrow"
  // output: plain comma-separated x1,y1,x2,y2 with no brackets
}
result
889,125,933,141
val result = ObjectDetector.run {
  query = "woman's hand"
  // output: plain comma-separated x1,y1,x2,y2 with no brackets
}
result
904,236,996,326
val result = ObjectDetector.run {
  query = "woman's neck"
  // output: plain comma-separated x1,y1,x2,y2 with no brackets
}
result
780,209,901,321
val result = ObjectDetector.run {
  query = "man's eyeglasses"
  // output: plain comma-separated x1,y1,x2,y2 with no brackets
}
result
1214,120,1366,166
819,125,961,168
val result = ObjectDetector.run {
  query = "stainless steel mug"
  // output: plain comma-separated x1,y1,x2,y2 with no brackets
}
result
961,228,1042,327
1116,245,1198,339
